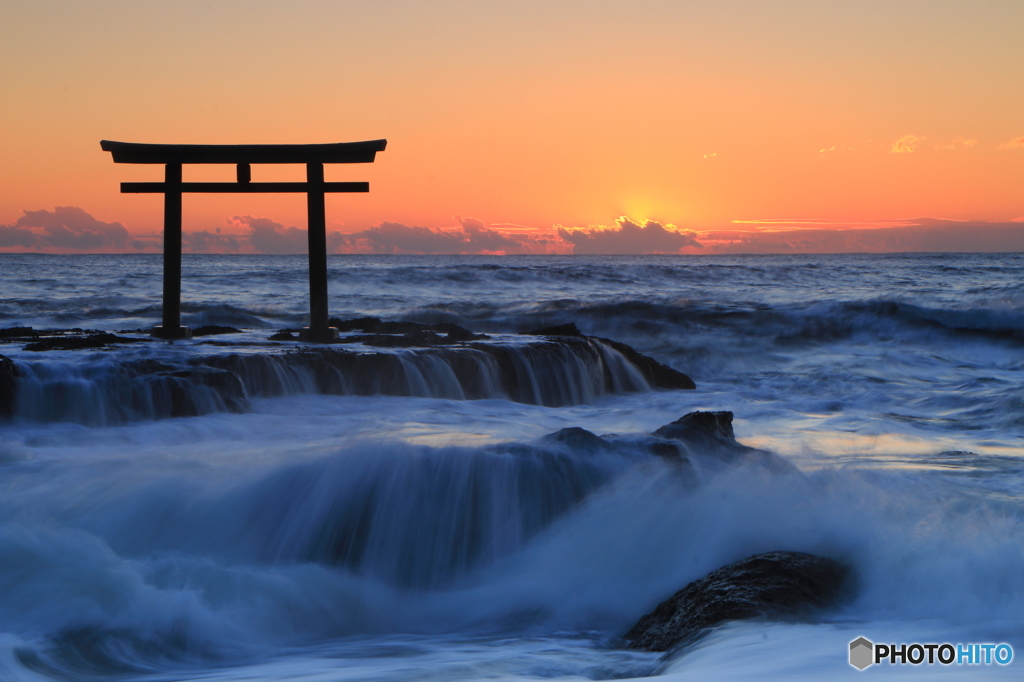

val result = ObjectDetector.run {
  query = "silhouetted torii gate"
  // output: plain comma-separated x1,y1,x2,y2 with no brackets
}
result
101,139,387,342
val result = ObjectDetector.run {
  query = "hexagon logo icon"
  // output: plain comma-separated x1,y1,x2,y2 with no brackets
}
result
850,637,874,670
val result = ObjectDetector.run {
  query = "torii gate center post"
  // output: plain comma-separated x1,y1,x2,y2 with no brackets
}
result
101,139,387,342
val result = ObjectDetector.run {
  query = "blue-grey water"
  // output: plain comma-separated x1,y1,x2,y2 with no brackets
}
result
1,253,1022,680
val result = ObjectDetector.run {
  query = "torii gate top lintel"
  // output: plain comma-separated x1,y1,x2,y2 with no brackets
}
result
101,138,387,343
100,139,387,164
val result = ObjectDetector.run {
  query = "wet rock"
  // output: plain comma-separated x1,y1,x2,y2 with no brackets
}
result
329,317,383,332
525,323,583,337
644,439,683,460
0,327,38,340
330,317,432,335
374,321,429,334
541,427,611,451
192,325,242,336
269,331,297,341
594,337,695,390
23,333,148,352
654,411,736,446
653,411,795,473
432,323,488,342
625,551,851,652
340,331,448,348
0,354,23,417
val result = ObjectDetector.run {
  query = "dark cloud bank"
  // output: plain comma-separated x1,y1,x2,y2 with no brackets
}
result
0,206,135,251
4,207,1024,255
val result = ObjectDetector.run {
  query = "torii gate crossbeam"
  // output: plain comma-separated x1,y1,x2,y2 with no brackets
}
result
101,139,387,342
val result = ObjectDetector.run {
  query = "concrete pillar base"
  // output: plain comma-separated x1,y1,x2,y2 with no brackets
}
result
151,325,192,340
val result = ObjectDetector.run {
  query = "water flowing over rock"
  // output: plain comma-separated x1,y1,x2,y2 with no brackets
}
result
624,551,851,652
0,354,22,417
0,332,694,425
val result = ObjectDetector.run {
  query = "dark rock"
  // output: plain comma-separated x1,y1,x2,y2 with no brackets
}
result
654,411,735,446
541,427,610,451
192,325,241,336
269,331,297,341
525,323,583,337
0,354,23,417
23,333,148,352
0,327,38,339
329,317,431,335
329,317,383,332
653,411,796,473
432,323,488,342
331,318,487,342
340,331,448,348
594,337,695,390
625,551,852,652
374,321,430,335
645,440,683,460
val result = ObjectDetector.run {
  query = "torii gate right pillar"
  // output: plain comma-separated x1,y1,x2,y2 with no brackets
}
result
300,162,336,342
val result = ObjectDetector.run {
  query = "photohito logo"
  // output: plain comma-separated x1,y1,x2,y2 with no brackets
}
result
849,637,1013,670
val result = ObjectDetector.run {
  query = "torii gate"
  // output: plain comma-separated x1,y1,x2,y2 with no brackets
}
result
101,139,387,342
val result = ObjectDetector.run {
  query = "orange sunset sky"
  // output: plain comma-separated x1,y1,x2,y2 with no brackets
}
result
2,0,1023,254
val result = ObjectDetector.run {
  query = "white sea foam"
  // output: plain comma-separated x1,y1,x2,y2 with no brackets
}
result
1,253,1023,680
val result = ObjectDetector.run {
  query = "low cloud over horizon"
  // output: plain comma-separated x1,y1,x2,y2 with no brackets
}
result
0,206,137,252
702,218,1024,254
4,207,1024,256
558,218,701,254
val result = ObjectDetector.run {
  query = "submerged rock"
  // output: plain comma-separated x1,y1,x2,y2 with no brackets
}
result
625,551,851,652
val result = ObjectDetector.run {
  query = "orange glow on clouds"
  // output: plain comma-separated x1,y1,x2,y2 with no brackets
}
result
2,1,1022,253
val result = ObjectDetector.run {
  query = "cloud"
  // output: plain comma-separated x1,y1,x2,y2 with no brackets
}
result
184,229,241,253
701,219,1024,254
997,136,1024,150
819,144,860,156
0,206,131,251
891,134,925,153
935,137,978,150
230,215,309,254
556,217,702,254
336,216,562,254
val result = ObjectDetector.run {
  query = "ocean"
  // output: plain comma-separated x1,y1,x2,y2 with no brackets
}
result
1,252,1022,680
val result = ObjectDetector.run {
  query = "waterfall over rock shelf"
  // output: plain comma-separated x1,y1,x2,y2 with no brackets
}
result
2,336,692,425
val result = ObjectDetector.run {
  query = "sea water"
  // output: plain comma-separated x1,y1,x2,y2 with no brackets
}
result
1,252,1022,680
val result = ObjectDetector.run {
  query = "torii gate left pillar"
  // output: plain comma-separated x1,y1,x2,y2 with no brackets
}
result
101,139,387,342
